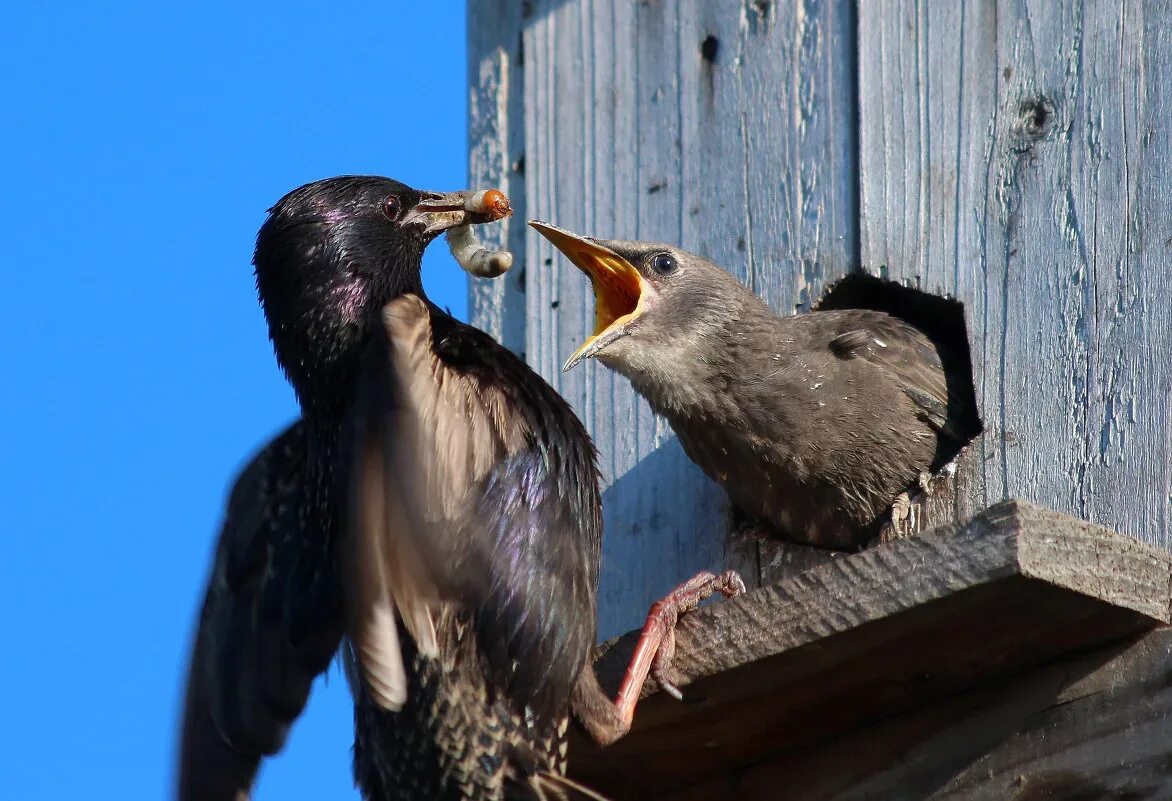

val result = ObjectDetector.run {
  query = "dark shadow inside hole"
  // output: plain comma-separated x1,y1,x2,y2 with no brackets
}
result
813,273,984,471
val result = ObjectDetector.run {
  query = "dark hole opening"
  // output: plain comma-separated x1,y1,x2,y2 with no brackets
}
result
700,35,720,64
813,272,984,471
1020,96,1052,137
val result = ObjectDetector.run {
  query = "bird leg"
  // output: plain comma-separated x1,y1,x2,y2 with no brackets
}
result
621,569,746,703
878,466,953,545
573,569,745,746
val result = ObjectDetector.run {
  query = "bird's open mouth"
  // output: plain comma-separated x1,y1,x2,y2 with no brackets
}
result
529,221,649,371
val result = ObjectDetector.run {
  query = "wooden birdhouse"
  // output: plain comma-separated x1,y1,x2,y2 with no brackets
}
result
466,1,1172,798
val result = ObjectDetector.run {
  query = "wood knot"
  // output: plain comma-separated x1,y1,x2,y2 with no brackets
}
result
1015,95,1055,143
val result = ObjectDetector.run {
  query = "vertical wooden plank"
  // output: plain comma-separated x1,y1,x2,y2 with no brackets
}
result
467,0,528,355
859,0,1172,549
522,0,734,639
470,0,857,636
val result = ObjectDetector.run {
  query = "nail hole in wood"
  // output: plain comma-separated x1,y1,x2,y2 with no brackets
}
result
700,35,720,64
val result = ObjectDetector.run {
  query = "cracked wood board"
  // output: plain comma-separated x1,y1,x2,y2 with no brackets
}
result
568,499,1171,797
857,0,1172,550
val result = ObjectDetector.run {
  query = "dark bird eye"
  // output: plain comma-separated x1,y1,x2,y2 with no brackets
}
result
651,252,678,275
381,195,402,221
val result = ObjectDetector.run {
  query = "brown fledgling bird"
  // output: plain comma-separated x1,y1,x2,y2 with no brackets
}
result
178,178,741,801
530,222,980,551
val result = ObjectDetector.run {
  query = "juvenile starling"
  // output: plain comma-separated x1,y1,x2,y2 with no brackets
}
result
178,178,741,801
530,222,979,550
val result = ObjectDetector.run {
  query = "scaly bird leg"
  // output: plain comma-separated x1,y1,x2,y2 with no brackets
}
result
571,569,745,747
616,570,745,714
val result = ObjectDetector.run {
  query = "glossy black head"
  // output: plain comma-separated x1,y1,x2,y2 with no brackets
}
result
254,176,496,406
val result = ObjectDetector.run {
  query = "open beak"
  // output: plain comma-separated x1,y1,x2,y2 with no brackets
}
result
401,189,512,237
529,221,651,372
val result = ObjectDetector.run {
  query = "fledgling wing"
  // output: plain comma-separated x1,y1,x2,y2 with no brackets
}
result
347,294,599,719
177,422,342,801
826,312,971,446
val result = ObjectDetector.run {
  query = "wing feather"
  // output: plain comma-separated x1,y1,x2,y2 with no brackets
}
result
345,293,597,719
826,313,970,443
346,294,523,710
177,423,342,801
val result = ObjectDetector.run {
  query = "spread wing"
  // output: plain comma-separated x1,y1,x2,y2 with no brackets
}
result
346,294,599,720
825,312,972,446
177,422,343,801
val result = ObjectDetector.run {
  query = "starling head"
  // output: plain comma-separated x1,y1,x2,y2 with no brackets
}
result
529,221,753,394
254,176,509,402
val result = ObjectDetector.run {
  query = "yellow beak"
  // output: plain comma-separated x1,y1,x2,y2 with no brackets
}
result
528,221,650,371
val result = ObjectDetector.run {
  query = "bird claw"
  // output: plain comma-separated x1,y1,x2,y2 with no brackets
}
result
643,569,746,700
878,492,915,544
657,676,685,701
917,470,933,494
890,492,912,524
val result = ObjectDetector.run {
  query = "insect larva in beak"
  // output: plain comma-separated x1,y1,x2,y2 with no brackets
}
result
447,224,514,278
464,189,512,221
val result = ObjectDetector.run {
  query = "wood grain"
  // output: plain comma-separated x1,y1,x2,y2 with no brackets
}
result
568,500,1172,796
467,0,858,637
659,628,1172,801
467,0,528,355
858,0,1172,549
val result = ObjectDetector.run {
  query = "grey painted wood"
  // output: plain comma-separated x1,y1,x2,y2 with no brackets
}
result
466,0,527,355
858,0,1172,549
467,0,857,638
569,499,1172,796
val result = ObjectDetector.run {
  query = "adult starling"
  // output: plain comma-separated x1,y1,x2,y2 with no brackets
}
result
530,222,979,551
178,178,741,801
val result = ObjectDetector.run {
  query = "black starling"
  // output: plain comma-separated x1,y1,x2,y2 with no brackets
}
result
530,222,978,551
178,178,741,801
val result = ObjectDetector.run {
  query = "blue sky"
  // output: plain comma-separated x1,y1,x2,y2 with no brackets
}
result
0,3,469,798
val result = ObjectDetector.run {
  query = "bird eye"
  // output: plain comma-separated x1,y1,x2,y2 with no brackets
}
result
651,252,678,275
381,195,402,221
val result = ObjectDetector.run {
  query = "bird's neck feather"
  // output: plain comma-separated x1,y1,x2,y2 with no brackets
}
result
602,293,759,420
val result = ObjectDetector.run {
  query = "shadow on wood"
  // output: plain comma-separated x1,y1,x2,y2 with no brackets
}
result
595,434,731,638
569,499,1172,799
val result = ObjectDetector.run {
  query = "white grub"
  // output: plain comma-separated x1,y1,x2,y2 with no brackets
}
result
447,224,513,278
464,190,494,212
463,188,511,218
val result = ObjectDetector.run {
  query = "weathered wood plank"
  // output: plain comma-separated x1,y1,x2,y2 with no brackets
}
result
466,0,527,354
659,628,1172,801
468,0,858,636
568,500,1172,795
858,0,1172,549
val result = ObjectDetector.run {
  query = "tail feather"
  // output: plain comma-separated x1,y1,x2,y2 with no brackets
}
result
523,773,612,801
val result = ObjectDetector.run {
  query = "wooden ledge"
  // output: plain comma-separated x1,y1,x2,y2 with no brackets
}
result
569,499,1172,798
